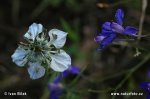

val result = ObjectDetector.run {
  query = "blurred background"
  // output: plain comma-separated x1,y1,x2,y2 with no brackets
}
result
0,0,150,99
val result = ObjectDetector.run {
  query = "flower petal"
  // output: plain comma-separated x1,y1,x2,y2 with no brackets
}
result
48,83,64,99
27,62,45,80
111,22,124,33
53,66,80,83
11,47,29,67
48,29,67,48
53,74,65,84
67,66,80,74
146,92,150,99
94,35,105,43
102,22,111,31
50,50,71,72
148,71,150,78
115,9,124,25
123,26,139,36
100,33,116,49
24,23,43,41
140,82,150,90
100,29,114,36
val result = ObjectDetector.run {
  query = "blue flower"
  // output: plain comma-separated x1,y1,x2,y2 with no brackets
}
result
95,9,139,49
48,66,80,99
11,23,71,79
140,82,150,99
48,83,64,99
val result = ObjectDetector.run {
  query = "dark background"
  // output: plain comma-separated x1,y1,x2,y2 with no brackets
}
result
0,0,150,99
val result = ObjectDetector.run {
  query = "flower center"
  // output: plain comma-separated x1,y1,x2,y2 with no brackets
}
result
35,67,40,73
34,45,42,52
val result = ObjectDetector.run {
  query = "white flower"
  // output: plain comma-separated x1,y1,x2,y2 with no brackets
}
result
50,50,71,72
24,23,43,41
11,47,29,67
27,62,45,80
49,29,67,48
11,23,71,79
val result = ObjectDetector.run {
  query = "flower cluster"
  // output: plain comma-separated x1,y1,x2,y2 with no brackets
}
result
95,9,139,49
11,23,71,79
48,66,80,99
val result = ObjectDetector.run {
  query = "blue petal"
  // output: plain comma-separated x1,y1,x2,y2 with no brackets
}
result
140,82,150,90
67,66,80,74
94,36,105,43
102,22,112,31
123,26,139,36
53,75,63,84
24,23,43,41
48,83,64,99
100,33,116,49
50,91,59,99
50,89,64,99
115,9,124,25
146,92,150,99
148,71,150,78
53,73,68,84
27,62,45,80
53,66,80,83
111,22,124,33
11,47,29,67
100,29,113,36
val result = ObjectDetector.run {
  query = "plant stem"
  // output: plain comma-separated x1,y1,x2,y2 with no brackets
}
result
138,0,147,40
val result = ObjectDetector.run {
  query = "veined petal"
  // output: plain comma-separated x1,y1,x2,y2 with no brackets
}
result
50,50,71,72
115,9,124,25
27,62,45,80
123,26,139,36
111,22,124,33
48,29,67,48
102,22,111,31
24,23,43,41
100,33,116,49
11,47,28,67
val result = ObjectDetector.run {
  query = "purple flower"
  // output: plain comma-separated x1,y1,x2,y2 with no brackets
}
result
48,83,64,99
140,82,150,99
53,66,80,83
48,66,80,99
95,9,139,49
